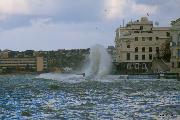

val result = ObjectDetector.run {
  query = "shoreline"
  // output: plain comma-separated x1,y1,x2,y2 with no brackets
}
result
0,72,46,76
0,72,179,80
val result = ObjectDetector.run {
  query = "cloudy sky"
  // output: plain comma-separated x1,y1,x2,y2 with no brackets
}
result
0,0,179,50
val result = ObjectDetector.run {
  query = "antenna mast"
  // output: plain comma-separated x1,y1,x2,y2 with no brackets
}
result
123,19,125,27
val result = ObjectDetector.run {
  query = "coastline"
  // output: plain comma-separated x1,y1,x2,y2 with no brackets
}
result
0,71,47,76
0,72,179,81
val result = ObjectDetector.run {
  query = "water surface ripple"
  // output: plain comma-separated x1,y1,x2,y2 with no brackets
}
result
0,74,180,119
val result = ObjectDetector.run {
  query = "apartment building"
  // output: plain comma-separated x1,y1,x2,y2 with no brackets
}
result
170,18,180,74
115,17,170,73
0,57,47,72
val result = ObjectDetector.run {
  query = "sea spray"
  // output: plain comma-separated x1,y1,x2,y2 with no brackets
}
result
36,44,112,81
84,44,112,77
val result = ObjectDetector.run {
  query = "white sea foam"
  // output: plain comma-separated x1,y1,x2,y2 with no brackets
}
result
84,44,112,77
36,44,113,82
36,73,85,83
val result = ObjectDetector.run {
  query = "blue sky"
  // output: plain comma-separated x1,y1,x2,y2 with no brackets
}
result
0,0,179,50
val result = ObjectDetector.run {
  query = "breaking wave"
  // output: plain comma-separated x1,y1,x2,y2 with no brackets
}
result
84,44,112,77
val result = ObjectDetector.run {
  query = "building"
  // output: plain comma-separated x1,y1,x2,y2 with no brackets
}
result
115,17,171,73
0,57,47,72
170,18,180,74
0,49,11,58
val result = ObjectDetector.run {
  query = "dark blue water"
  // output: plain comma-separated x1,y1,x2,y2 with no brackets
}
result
0,74,180,119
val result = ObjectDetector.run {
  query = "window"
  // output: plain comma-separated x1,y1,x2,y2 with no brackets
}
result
178,42,180,46
142,47,145,52
140,26,143,30
156,47,159,53
178,62,180,68
166,32,170,37
127,53,130,60
149,54,152,60
156,37,159,40
149,47,152,52
142,55,145,60
178,49,180,57
135,55,138,60
135,63,139,69
142,37,145,41
142,63,146,69
149,37,152,41
135,37,138,41
135,47,138,52
127,45,130,48
172,62,174,68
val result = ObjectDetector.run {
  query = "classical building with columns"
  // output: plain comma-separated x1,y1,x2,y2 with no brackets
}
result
115,17,171,73
170,18,180,74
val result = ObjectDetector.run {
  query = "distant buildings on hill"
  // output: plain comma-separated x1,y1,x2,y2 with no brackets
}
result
0,49,89,74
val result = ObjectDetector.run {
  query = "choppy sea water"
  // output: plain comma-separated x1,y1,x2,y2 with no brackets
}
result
0,74,180,120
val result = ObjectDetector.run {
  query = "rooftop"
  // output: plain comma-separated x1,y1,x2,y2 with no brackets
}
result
171,18,180,25
127,17,153,26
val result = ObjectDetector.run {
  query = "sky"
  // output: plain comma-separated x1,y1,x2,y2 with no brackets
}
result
0,0,179,50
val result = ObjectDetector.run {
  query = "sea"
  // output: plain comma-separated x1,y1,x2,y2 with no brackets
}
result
0,73,180,120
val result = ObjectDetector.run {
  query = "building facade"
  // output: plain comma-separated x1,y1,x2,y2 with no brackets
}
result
170,18,180,74
0,57,47,72
115,17,170,73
